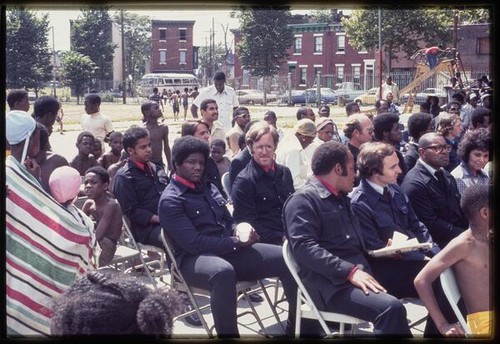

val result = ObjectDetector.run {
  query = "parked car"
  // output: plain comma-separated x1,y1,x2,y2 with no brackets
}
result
235,89,277,105
401,87,447,105
28,91,37,102
280,88,337,106
334,82,365,106
354,87,379,106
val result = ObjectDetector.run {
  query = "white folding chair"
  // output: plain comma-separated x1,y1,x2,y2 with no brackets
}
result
282,240,365,338
122,215,167,280
221,171,232,203
160,230,283,338
439,268,472,336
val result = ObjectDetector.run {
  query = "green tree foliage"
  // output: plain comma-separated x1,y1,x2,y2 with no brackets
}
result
342,8,452,72
61,51,97,104
235,6,293,102
198,43,227,82
342,7,490,72
6,7,53,95
71,6,116,83
111,10,150,89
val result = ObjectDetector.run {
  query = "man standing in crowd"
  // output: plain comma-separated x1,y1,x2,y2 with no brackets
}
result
191,71,239,132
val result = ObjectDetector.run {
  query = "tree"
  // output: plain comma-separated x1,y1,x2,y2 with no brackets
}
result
71,6,116,85
111,10,151,94
61,51,97,104
234,6,293,103
6,7,53,95
198,43,227,84
342,7,490,72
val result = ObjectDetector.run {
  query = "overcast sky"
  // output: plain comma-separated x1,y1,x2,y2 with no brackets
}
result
33,7,327,52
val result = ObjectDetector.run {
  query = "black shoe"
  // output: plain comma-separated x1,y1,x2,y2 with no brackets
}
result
184,304,202,327
247,292,264,303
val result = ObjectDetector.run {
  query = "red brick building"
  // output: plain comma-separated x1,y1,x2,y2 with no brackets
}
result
150,20,197,73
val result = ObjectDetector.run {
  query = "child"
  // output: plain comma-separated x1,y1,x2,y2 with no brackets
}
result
210,139,230,178
50,270,183,335
70,131,99,176
82,166,123,267
414,184,491,337
93,139,103,161
170,90,180,121
141,100,172,171
99,131,123,170
56,100,64,134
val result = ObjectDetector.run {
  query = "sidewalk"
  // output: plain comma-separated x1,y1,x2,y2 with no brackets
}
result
134,268,428,338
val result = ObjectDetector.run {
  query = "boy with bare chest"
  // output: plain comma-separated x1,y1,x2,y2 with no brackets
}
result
70,131,99,176
414,184,491,337
99,131,123,169
141,100,172,172
82,166,123,267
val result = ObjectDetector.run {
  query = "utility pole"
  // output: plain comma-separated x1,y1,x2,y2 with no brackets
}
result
51,26,57,99
378,7,383,100
121,10,127,104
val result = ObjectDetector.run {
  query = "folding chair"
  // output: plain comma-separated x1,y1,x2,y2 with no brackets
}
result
440,268,472,336
160,230,284,338
282,239,365,338
122,215,167,280
221,171,232,203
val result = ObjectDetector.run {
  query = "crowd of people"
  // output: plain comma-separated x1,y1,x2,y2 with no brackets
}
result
5,70,492,338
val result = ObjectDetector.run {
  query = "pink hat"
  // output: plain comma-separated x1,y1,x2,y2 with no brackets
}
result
48,166,82,204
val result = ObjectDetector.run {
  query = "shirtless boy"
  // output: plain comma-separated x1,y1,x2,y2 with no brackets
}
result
414,183,491,337
82,166,123,267
99,131,123,169
70,131,99,176
141,100,172,171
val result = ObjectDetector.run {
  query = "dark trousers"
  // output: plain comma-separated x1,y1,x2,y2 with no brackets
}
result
369,257,459,337
179,243,297,337
326,285,412,336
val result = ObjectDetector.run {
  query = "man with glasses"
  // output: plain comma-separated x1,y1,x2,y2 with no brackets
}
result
432,101,461,130
225,106,251,156
401,132,468,249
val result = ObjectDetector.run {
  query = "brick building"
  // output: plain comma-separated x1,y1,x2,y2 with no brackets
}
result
150,20,197,73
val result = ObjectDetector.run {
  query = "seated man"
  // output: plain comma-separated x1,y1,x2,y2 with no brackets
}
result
158,136,297,338
70,131,99,176
401,132,468,249
283,141,411,336
113,127,169,247
414,184,491,337
82,166,123,267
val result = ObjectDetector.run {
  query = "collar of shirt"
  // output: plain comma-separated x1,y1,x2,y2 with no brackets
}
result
210,85,227,96
130,158,147,171
316,176,339,197
418,158,443,180
365,178,385,195
173,173,196,190
258,159,275,173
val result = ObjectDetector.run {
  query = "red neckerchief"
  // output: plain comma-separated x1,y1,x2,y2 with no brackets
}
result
317,176,339,196
130,158,152,175
259,160,276,173
173,174,196,190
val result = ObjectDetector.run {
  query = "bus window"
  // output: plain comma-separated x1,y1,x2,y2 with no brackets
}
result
182,78,190,84
164,78,174,85
173,78,182,84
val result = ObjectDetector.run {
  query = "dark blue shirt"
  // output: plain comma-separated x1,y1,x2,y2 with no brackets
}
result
350,179,440,260
232,158,294,245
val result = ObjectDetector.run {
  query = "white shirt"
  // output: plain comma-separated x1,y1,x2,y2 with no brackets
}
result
379,82,400,103
193,85,239,132
80,112,113,142
276,134,310,190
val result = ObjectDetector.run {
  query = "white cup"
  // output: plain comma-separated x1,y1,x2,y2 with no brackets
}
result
236,222,252,243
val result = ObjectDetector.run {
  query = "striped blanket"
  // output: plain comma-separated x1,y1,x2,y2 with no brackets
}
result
6,156,95,336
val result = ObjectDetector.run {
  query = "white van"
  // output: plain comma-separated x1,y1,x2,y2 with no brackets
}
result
138,73,200,97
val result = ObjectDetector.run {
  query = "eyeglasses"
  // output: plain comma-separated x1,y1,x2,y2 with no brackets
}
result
424,144,452,153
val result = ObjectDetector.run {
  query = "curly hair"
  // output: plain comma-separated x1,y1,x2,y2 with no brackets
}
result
171,135,210,172
50,270,183,336
437,113,460,137
457,127,491,163
460,183,490,223
311,141,350,176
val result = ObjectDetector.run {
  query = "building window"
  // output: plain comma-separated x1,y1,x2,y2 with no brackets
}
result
337,35,345,52
314,36,323,53
314,66,323,85
179,50,187,64
336,65,344,83
477,37,490,55
300,67,307,85
159,50,167,64
179,28,187,42
352,65,361,84
159,28,166,41
294,37,302,54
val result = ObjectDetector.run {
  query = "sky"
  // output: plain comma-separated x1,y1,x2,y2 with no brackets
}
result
32,7,321,52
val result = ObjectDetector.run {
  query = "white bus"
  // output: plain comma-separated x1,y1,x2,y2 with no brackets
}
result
138,73,200,97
